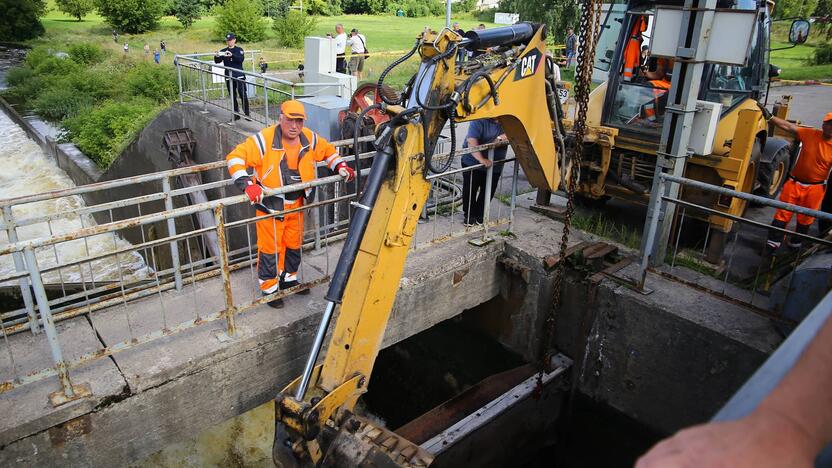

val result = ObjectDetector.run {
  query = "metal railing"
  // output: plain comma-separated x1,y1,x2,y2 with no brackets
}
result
0,136,514,404
639,173,832,312
175,52,348,126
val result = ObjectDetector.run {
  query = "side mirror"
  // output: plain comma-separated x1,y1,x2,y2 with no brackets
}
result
769,63,781,78
789,19,810,45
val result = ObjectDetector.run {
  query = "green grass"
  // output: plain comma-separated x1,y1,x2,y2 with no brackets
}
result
770,40,832,82
571,211,642,250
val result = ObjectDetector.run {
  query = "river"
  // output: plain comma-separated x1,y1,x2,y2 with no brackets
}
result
0,45,148,286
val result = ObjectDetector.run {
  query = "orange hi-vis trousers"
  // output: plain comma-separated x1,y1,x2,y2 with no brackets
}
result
255,199,304,295
773,178,826,226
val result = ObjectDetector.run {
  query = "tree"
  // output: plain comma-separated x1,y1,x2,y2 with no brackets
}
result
212,0,267,43
499,0,580,43
773,0,819,19
0,0,46,41
95,0,165,33
56,0,95,20
173,0,202,29
273,10,317,48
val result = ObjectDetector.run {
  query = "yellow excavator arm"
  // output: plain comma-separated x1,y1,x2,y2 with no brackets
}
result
273,23,564,467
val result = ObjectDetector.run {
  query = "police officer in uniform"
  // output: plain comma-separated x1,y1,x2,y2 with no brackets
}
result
214,33,250,120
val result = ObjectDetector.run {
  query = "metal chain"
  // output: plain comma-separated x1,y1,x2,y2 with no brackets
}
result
537,0,604,370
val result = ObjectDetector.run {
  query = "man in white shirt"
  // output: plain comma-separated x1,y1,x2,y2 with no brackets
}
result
347,28,367,80
334,24,347,74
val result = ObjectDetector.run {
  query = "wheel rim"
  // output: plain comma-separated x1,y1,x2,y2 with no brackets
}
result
769,160,786,196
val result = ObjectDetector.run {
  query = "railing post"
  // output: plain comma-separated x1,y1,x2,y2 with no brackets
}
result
200,63,208,113
638,173,667,291
509,154,519,232
176,56,184,104
162,177,183,292
291,84,296,100
264,80,270,124
2,207,38,334
23,247,90,406
214,205,236,338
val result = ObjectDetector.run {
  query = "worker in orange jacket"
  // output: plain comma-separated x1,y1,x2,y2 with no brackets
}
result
622,16,648,82
226,100,355,308
760,107,832,252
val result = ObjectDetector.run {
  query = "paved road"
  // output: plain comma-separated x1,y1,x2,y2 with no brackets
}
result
767,84,831,127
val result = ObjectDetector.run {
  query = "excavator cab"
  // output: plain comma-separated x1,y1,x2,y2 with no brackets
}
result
594,0,771,141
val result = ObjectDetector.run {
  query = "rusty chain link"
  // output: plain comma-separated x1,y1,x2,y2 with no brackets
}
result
537,0,605,373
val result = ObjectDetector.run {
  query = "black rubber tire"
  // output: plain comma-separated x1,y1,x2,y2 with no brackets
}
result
755,145,790,199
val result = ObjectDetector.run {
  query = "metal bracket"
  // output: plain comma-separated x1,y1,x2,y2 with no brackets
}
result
49,382,92,407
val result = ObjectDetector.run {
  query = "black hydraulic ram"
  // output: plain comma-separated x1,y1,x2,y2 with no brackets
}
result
463,22,539,50
293,126,396,400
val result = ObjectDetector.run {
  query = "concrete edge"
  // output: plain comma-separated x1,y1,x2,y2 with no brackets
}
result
0,96,103,185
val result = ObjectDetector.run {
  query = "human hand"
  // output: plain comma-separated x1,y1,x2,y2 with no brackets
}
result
336,162,355,182
244,183,264,205
636,408,819,468
757,101,773,121
478,157,493,168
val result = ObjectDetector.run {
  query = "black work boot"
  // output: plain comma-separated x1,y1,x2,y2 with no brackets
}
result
264,291,284,309
787,223,811,249
280,274,310,295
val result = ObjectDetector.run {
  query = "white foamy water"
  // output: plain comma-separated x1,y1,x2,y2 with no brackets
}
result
0,110,150,284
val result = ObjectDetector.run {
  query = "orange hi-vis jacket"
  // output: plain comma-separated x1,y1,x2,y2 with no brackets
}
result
226,125,344,212
622,16,648,82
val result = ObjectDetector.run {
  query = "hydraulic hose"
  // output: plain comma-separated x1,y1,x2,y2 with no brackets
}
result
462,69,498,113
415,43,460,111
352,103,382,196
377,39,421,106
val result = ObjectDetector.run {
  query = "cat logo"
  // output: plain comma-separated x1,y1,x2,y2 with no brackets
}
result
514,48,543,81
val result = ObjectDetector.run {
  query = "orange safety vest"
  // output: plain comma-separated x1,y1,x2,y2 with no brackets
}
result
622,16,648,82
226,125,343,212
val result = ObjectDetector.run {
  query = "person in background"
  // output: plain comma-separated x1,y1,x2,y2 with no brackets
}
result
160,40,167,55
143,43,150,60
259,56,268,74
471,24,489,58
123,42,129,55
224,100,355,308
761,108,832,252
112,29,118,43
153,49,161,64
214,33,250,121
461,119,509,226
453,22,466,64
640,45,650,69
347,28,367,80
334,24,347,74
564,26,578,69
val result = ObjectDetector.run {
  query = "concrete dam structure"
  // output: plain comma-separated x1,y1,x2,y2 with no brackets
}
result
0,98,785,467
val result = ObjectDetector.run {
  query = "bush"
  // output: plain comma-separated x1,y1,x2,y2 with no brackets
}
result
212,0,267,42
32,86,95,121
306,0,342,15
68,43,107,65
63,98,159,167
272,10,317,48
343,0,389,14
475,7,496,23
0,0,46,41
33,56,81,77
812,42,832,65
125,63,178,103
55,0,95,20
173,0,202,29
95,0,165,34
386,0,442,17
5,66,34,88
451,0,475,13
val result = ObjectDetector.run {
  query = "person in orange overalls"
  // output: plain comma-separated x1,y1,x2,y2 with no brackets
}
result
226,100,355,308
641,57,673,123
760,107,832,252
622,16,648,82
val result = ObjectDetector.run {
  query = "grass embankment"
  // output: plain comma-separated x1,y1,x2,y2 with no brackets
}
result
769,22,831,82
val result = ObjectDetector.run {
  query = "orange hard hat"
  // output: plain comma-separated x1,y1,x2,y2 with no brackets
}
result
281,100,306,119
824,112,832,123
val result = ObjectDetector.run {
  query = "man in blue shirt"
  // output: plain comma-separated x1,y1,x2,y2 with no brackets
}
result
214,33,250,120
461,119,508,225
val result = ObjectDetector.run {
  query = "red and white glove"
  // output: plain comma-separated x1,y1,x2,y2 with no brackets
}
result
336,162,355,182
244,181,264,205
